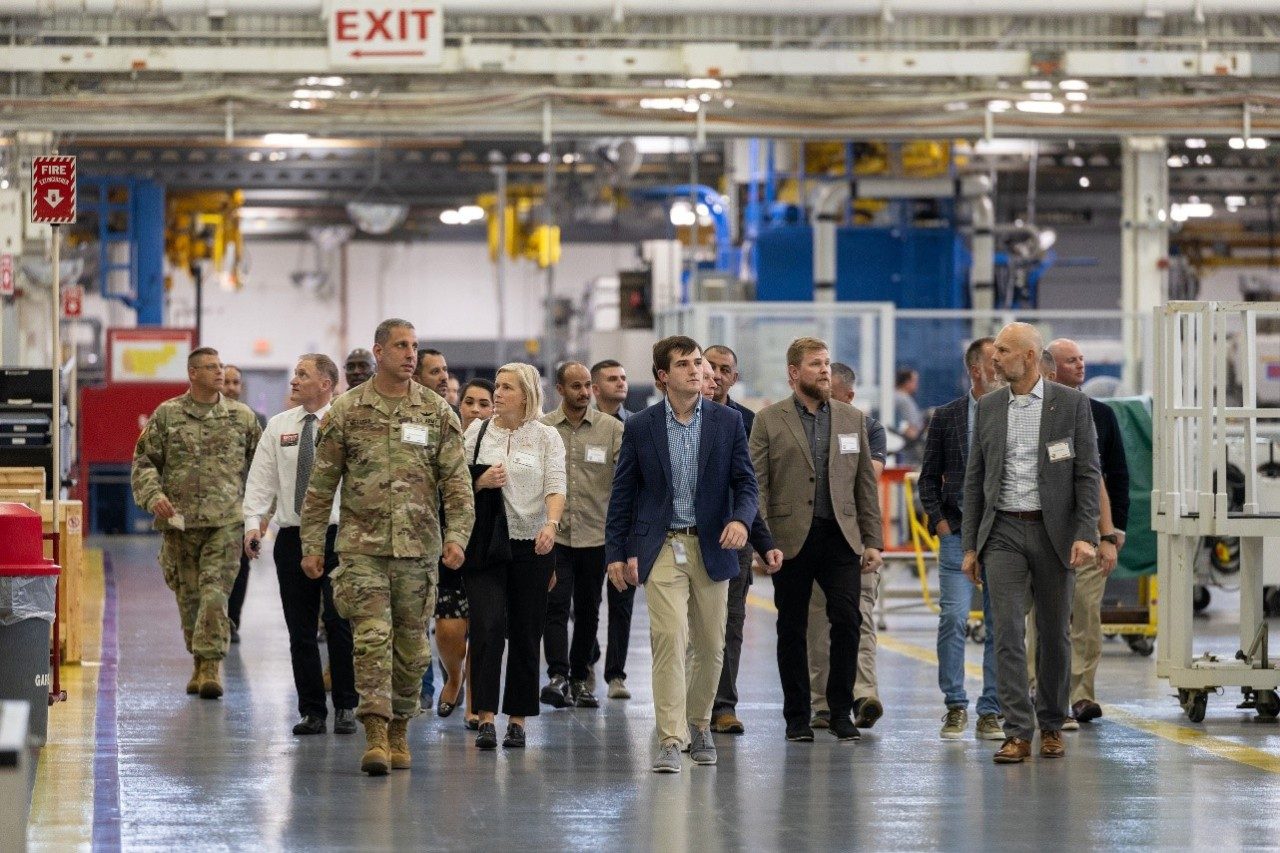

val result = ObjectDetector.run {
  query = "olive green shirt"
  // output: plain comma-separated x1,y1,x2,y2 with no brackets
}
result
300,379,475,559
539,405,623,549
131,391,262,530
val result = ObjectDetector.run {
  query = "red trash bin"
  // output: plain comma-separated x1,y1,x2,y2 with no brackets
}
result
0,503,60,746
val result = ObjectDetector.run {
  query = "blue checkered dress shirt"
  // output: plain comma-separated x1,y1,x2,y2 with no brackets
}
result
664,397,701,528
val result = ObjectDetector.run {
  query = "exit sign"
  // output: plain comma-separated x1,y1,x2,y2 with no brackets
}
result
31,155,77,224
329,1,443,68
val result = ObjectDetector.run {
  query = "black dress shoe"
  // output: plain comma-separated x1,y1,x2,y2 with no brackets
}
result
464,716,480,731
829,716,862,742
475,722,498,750
292,715,326,735
333,709,357,735
785,724,815,742
502,722,526,748
437,683,463,718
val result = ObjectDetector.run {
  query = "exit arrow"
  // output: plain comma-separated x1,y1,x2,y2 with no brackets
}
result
44,188,63,207
349,49,426,58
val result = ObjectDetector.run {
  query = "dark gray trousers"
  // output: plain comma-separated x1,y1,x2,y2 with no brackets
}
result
712,545,754,717
982,513,1075,741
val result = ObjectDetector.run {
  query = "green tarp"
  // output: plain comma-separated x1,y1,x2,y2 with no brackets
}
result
1104,396,1156,578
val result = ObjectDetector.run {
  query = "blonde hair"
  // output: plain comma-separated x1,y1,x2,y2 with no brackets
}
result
787,336,829,367
496,362,544,423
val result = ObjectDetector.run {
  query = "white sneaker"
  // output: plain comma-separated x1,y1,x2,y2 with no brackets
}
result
608,677,631,700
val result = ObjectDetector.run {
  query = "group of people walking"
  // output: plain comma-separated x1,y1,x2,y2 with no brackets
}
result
131,315,1126,775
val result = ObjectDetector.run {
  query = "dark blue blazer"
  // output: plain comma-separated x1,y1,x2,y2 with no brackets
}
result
605,398,760,584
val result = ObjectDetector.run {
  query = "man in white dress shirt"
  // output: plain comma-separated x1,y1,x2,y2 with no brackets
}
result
244,353,358,736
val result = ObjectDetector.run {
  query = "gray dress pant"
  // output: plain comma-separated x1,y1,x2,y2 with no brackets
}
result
982,513,1075,741
712,545,754,717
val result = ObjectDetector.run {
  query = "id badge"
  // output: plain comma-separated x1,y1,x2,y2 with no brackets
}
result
672,539,689,566
512,450,539,468
401,423,429,446
838,433,860,454
280,433,299,447
1047,439,1072,462
585,445,607,464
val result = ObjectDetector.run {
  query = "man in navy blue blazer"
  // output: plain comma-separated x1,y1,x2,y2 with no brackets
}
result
606,335,761,774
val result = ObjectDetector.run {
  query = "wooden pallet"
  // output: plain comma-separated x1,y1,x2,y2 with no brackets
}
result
0,467,46,494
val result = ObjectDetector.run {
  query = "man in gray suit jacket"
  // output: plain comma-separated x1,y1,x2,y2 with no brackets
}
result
961,322,1100,764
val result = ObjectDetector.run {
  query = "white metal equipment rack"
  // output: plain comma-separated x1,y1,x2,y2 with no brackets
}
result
1154,301,1280,722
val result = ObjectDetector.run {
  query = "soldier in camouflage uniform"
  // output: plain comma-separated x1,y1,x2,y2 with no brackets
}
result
300,318,475,776
131,346,262,699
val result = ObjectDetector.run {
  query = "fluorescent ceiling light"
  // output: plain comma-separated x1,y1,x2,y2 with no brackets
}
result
1185,138,1207,149
1029,92,1054,101
1229,137,1246,149
1065,92,1088,102
1015,100,1066,114
263,133,310,144
458,205,485,222
1167,156,1184,167
1021,80,1053,90
1225,195,1247,206
1170,202,1213,222
972,138,1039,155
669,201,696,227
986,100,1012,113
1058,79,1089,91
439,210,463,225
1079,176,1091,188
1246,137,1269,150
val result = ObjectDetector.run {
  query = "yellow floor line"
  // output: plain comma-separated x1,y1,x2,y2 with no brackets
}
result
746,591,1280,774
29,548,105,850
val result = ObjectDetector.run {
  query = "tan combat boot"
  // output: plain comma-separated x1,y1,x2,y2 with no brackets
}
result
361,717,390,776
388,718,411,770
186,658,201,695
197,658,223,700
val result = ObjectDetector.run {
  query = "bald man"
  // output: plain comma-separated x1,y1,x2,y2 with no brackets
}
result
962,322,1100,764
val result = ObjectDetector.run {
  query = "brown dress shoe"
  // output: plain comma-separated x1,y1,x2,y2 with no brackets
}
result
993,737,1032,764
710,713,745,734
1040,730,1066,758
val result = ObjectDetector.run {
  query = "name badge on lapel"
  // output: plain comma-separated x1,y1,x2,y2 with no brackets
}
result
280,433,299,447
1047,439,1073,462
401,423,430,446
838,433,860,454
511,450,539,469
585,445,607,464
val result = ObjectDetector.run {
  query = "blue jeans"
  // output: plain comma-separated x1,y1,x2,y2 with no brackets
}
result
936,534,999,715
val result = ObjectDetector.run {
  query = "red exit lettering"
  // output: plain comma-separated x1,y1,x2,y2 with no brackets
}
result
333,8,435,42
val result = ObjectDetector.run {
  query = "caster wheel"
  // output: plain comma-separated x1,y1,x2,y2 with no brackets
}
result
1193,586,1211,613
1186,690,1208,723
1256,689,1280,719
1126,635,1155,657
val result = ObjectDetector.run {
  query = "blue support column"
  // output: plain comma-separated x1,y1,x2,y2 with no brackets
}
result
132,180,165,326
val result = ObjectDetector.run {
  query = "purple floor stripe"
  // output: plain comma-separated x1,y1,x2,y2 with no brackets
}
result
91,552,121,851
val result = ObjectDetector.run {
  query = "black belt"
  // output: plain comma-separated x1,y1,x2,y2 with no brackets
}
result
999,510,1043,522
668,525,698,536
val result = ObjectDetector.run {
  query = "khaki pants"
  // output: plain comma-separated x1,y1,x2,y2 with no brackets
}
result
808,570,880,713
159,523,242,661
646,533,729,746
1026,554,1102,703
331,554,437,722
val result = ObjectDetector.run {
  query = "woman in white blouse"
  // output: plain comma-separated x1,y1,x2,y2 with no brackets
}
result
463,362,566,750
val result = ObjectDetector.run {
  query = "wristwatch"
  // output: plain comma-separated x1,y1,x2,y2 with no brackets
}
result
1100,533,1119,545
545,519,562,533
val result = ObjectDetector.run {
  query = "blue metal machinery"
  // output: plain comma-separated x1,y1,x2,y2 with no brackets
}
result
78,176,165,325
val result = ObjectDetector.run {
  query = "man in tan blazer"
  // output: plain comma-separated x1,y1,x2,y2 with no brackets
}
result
750,336,883,743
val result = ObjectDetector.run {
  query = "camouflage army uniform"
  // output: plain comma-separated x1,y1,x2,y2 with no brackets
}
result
131,392,262,660
300,380,475,722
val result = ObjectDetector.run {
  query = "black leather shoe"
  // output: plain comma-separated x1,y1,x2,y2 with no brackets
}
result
829,716,862,742
502,723,526,748
785,724,815,742
292,715,326,735
475,722,498,750
540,676,570,708
570,680,599,709
464,715,480,731
333,709,357,735
437,682,463,718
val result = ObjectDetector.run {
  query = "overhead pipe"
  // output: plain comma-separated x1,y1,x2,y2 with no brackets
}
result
0,0,1273,16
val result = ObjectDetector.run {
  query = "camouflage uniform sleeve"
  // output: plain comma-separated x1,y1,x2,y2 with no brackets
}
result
300,404,346,557
437,407,475,551
131,404,168,512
